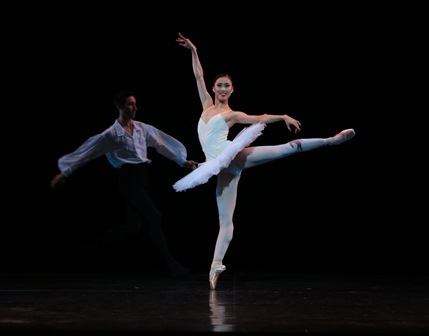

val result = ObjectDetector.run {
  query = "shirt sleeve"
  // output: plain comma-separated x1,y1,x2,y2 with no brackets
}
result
58,133,109,177
145,124,188,167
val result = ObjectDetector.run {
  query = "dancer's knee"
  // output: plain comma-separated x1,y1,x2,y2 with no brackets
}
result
287,140,303,152
275,142,299,157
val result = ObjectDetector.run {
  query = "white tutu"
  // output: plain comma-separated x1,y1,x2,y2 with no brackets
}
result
173,123,266,192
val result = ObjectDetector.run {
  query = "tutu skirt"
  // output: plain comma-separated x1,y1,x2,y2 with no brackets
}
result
173,123,266,192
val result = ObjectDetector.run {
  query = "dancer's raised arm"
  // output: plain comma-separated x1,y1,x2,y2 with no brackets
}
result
176,32,213,110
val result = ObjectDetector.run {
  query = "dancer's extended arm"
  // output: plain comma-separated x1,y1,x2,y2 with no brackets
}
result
225,111,302,134
176,32,213,111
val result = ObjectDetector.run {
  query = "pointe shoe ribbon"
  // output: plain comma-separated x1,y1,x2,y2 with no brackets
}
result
209,265,226,290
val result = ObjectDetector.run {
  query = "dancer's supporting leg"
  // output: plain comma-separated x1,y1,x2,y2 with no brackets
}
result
209,171,240,290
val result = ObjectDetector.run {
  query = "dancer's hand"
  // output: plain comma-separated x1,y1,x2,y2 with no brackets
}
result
50,172,67,189
176,32,196,51
183,160,199,170
283,115,301,134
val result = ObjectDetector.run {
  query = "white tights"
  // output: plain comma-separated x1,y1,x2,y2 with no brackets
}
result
212,136,336,263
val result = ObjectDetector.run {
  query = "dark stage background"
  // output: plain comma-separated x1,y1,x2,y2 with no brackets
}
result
1,1,427,274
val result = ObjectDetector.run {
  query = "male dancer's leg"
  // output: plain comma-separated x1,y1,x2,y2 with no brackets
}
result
87,164,188,274
119,168,189,274
90,203,142,250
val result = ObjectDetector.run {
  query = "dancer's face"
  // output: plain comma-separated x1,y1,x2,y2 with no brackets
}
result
117,96,137,120
213,77,234,102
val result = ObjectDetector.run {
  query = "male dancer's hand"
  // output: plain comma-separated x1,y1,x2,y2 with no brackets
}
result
183,160,198,170
50,172,67,189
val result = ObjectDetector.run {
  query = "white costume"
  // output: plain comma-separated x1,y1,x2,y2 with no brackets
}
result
173,111,266,192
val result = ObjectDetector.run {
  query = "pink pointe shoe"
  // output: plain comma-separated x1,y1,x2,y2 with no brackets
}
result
209,264,226,290
329,129,356,145
339,129,356,141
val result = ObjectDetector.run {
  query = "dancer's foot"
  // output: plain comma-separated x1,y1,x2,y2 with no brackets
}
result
209,264,226,290
327,129,355,145
166,259,190,276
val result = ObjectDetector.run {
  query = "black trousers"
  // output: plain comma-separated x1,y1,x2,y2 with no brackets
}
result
92,163,175,265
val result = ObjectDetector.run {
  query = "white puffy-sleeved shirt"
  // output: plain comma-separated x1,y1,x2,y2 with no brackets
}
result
58,120,188,177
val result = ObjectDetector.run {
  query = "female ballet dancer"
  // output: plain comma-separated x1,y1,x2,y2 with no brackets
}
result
174,32,355,290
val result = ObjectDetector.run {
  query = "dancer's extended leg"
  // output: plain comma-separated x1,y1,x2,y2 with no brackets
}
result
235,129,355,169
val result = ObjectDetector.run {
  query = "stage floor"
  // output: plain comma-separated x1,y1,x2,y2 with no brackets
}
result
0,268,428,335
